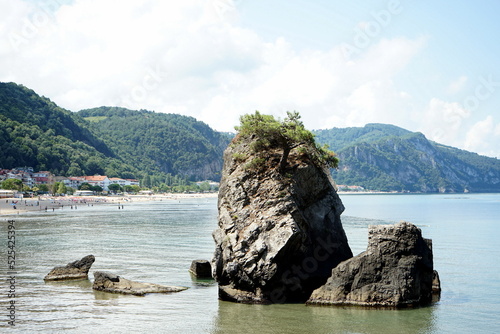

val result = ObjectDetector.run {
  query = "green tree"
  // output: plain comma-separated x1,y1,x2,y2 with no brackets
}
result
38,184,49,193
67,163,83,176
91,185,103,193
49,182,61,195
108,183,122,194
142,175,151,188
79,182,92,190
1,179,23,191
236,111,339,172
124,185,140,193
57,182,67,194
199,181,211,192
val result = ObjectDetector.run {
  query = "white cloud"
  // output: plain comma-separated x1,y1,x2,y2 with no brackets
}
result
419,100,500,158
0,0,427,133
447,75,468,94
1,1,498,158
465,116,500,158
418,98,470,145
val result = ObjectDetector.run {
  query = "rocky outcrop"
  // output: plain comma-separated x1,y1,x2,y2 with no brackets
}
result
307,222,437,307
212,134,353,304
189,260,213,279
92,271,188,296
44,255,95,281
432,270,441,294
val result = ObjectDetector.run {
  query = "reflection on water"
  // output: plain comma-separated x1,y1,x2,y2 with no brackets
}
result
43,278,93,291
213,301,436,334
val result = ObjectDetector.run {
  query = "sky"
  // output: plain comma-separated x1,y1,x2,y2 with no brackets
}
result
1,0,499,158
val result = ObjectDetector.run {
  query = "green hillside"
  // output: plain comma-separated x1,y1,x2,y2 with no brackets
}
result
0,82,229,183
0,82,137,177
315,124,500,192
78,107,229,181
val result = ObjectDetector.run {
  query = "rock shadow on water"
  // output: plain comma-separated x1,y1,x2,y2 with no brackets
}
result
44,277,93,292
211,299,438,334
189,273,217,288
189,259,216,287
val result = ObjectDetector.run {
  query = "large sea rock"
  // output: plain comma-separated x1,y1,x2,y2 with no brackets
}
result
307,222,437,307
212,135,353,303
92,271,188,296
44,255,95,281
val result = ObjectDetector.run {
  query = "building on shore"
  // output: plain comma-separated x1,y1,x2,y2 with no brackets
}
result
1,167,139,193
0,190,18,198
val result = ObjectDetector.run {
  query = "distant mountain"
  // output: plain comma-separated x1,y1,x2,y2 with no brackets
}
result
315,124,500,193
78,107,229,181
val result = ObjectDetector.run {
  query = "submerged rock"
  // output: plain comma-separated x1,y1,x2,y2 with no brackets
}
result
189,260,213,279
44,255,95,281
212,117,352,304
307,222,436,308
92,271,188,296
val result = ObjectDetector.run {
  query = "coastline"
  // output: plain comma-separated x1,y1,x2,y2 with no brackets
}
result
0,192,218,216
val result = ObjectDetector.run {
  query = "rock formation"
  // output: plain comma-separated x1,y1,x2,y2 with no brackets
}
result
212,113,353,303
44,255,95,281
189,260,213,279
307,222,437,307
92,271,188,296
432,270,441,294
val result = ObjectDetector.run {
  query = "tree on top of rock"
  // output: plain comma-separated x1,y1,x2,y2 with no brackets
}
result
235,111,339,172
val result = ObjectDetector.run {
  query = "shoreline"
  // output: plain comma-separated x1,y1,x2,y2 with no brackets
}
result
0,192,218,216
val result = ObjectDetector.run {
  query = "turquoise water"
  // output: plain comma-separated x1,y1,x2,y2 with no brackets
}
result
1,194,499,333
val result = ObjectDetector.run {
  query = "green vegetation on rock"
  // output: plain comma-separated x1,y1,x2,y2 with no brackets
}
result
235,111,339,172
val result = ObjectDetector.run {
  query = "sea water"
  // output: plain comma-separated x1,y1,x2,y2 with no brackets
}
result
1,194,499,333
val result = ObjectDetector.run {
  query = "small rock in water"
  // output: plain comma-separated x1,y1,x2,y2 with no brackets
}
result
92,271,188,296
44,255,95,281
189,260,213,279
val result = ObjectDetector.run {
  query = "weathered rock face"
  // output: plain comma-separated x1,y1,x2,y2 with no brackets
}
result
212,137,353,303
92,271,188,296
44,255,95,281
307,222,436,307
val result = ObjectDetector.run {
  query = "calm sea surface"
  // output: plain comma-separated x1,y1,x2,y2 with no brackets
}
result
1,193,500,333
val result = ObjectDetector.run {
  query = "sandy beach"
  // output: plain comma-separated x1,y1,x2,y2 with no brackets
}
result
0,193,218,216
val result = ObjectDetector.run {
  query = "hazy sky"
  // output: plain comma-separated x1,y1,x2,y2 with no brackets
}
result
1,0,499,158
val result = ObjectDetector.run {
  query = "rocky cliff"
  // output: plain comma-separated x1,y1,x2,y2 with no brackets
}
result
315,124,500,192
212,116,353,303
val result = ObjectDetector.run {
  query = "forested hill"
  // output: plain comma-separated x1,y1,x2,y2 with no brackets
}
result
78,107,229,181
0,82,229,182
0,82,111,155
314,124,500,193
0,82,136,177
